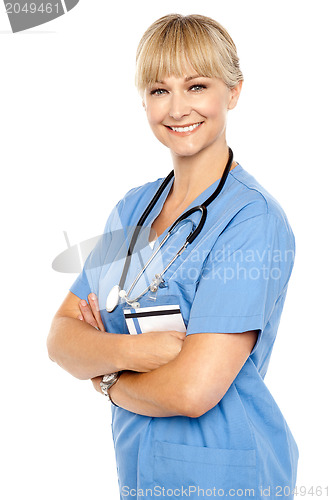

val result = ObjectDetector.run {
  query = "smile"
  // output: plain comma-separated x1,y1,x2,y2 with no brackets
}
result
165,122,203,135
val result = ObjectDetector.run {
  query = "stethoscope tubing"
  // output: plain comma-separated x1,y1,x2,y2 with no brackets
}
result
118,170,175,292
115,147,234,307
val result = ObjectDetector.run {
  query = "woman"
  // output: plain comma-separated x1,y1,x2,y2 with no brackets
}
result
48,14,298,499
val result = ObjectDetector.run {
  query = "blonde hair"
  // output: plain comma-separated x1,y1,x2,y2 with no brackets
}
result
135,13,243,94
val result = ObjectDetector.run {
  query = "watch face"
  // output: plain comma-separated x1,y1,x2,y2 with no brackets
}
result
103,373,117,384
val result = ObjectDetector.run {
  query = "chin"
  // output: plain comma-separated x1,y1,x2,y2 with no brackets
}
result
172,150,200,158
171,145,208,158
168,142,203,157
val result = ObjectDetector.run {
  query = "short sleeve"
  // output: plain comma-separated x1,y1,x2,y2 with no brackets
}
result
186,213,295,336
70,267,92,301
69,199,124,301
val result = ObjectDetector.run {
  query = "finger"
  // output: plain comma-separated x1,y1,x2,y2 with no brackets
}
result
171,330,186,340
88,293,106,332
91,376,103,394
79,299,99,329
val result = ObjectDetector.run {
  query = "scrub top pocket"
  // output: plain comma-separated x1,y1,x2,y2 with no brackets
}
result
153,440,257,498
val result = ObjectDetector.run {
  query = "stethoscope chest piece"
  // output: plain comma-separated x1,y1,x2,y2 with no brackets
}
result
106,285,141,312
106,284,120,312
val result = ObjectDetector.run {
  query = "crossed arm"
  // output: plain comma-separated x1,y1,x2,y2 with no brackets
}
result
47,292,258,418
108,330,257,418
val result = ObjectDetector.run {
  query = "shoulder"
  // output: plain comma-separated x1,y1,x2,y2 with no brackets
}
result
103,176,166,230
115,176,165,214
228,164,294,234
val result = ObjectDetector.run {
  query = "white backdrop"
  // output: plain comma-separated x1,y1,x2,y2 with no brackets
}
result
1,1,331,499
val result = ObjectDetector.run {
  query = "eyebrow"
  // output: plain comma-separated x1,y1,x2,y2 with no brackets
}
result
155,75,206,84
185,75,205,82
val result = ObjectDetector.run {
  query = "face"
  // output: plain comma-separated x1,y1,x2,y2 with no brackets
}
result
142,70,242,159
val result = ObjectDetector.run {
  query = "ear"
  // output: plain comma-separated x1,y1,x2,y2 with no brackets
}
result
141,90,147,111
228,81,243,110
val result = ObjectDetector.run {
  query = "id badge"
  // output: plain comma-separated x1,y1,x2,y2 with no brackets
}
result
123,304,186,335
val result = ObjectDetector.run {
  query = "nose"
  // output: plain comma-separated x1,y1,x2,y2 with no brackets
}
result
169,92,191,120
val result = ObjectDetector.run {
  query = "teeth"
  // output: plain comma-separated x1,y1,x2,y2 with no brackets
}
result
170,122,202,132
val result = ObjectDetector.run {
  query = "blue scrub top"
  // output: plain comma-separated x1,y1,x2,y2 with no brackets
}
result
70,164,299,499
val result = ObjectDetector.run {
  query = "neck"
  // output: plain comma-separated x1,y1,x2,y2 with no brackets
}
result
168,141,234,210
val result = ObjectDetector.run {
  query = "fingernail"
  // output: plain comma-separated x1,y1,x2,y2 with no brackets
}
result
78,315,83,321
90,293,99,311
81,300,87,306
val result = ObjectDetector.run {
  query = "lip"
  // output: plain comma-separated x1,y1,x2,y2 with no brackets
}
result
164,121,204,136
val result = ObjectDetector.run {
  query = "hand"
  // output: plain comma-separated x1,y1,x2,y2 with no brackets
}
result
78,293,186,374
77,293,105,393
132,329,186,372
78,293,105,332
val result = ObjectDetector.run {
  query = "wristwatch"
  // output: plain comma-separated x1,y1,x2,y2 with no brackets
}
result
100,372,122,401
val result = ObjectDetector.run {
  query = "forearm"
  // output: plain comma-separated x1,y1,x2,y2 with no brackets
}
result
109,331,258,418
47,316,136,380
110,361,192,418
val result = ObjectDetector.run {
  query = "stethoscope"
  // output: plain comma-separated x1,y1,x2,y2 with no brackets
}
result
106,147,234,312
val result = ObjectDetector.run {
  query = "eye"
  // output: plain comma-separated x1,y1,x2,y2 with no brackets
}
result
150,88,168,96
189,84,207,92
